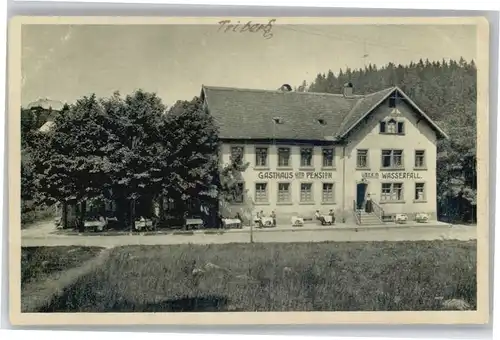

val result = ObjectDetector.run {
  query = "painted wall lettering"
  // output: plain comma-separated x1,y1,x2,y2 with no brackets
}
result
362,172,423,180
362,172,379,179
381,172,422,179
257,171,333,180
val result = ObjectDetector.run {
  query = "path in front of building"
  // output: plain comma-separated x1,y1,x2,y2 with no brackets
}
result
21,223,477,248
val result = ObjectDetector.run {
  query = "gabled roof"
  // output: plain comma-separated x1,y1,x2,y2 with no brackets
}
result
201,85,448,142
337,86,449,139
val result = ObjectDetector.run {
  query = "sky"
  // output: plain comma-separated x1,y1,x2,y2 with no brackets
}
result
21,23,477,107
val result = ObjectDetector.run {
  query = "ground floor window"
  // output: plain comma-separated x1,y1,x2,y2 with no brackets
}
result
255,182,268,203
415,182,426,201
322,183,335,202
300,183,313,202
381,182,404,201
278,183,291,203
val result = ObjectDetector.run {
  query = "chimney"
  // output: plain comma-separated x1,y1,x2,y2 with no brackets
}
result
343,82,354,97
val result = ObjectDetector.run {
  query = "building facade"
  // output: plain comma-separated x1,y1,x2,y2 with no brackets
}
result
202,84,448,225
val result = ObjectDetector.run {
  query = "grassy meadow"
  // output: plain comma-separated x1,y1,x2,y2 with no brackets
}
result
32,240,477,312
21,246,104,288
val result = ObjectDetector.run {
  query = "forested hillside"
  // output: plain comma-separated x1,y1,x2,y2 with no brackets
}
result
297,58,477,222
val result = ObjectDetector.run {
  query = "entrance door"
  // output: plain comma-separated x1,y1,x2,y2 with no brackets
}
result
356,183,368,210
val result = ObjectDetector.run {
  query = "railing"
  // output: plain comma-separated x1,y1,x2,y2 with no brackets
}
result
372,200,385,222
352,200,361,225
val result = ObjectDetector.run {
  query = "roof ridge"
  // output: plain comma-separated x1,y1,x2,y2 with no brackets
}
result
202,85,367,99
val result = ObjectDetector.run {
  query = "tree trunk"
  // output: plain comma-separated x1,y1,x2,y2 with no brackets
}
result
62,202,68,229
78,201,86,233
158,195,164,222
130,199,136,232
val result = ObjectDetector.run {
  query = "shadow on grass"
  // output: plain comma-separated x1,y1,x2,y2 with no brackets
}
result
39,293,230,313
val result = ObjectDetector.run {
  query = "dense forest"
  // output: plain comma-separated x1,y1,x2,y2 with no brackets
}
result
296,57,477,222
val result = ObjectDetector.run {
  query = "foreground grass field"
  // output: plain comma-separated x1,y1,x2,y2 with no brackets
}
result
21,246,104,288
37,240,477,312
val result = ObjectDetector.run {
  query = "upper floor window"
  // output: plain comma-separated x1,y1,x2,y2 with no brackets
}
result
230,146,244,164
381,149,404,169
415,150,426,168
300,147,313,167
322,148,335,168
380,119,404,135
277,147,291,167
357,149,369,169
255,147,268,167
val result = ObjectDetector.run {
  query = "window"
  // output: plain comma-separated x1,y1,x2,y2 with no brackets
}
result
233,182,245,203
322,183,335,202
415,183,426,201
255,183,268,203
381,183,404,201
230,146,244,164
380,121,386,133
397,122,405,134
389,91,400,108
300,147,313,167
277,183,291,202
255,147,268,167
387,119,397,134
415,150,426,168
300,183,313,202
380,119,404,135
357,149,369,168
278,147,291,167
381,149,404,169
322,148,334,167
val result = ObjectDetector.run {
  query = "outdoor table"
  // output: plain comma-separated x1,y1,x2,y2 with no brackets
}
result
84,220,106,232
323,215,333,224
223,218,242,229
395,214,408,224
185,218,204,229
415,213,429,223
291,216,304,227
135,219,153,230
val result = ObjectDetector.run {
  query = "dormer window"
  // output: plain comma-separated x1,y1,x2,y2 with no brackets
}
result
387,119,397,134
380,118,405,135
317,119,326,125
389,91,400,108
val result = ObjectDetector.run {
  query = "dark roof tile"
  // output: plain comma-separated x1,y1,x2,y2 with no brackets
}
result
202,85,447,141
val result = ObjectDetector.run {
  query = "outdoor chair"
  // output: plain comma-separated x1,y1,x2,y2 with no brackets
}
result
395,214,408,224
415,213,430,223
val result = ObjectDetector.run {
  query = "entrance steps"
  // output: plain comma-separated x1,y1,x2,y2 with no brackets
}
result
356,210,384,225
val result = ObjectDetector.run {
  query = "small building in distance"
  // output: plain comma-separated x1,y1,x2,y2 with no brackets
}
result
26,98,66,132
201,83,448,225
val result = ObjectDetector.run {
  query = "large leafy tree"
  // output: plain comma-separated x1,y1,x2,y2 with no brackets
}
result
163,97,250,226
27,95,115,227
99,90,167,228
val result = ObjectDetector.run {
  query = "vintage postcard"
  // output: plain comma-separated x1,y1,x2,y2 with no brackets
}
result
8,16,490,325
